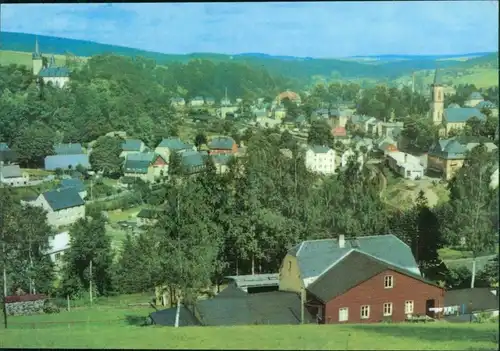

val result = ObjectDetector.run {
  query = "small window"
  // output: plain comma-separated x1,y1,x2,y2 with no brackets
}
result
405,300,414,314
360,305,370,319
338,307,349,322
288,261,292,272
384,275,394,289
55,253,61,262
383,302,393,316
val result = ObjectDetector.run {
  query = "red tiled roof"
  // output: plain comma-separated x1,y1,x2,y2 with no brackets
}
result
277,91,300,102
332,127,347,137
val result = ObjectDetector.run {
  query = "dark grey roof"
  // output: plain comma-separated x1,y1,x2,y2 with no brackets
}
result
476,100,496,109
44,154,90,171
290,234,421,283
208,136,235,150
42,188,85,211
181,151,207,172
308,145,331,154
54,143,83,155
215,284,248,298
149,306,201,327
195,291,315,326
444,108,485,123
39,66,70,78
59,178,85,193
124,152,157,174
122,139,144,152
444,288,498,313
224,274,279,289
307,250,437,303
0,165,22,178
157,137,192,150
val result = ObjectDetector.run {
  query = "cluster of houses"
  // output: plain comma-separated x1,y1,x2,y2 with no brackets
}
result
150,233,499,327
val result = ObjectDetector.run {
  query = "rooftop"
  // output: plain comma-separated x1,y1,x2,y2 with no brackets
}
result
42,188,85,211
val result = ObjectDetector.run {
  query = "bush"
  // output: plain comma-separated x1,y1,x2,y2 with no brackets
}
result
43,300,60,314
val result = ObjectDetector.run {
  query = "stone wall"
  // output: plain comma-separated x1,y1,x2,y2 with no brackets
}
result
6,299,46,316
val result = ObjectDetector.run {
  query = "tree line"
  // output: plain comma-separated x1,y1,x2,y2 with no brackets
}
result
1,129,497,304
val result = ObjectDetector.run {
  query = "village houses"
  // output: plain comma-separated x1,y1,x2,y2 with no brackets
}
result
0,164,29,187
120,139,147,158
305,146,336,175
22,188,86,228
123,152,169,183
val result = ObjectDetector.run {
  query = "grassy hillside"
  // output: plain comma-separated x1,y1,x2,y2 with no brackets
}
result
0,310,497,350
1,31,497,88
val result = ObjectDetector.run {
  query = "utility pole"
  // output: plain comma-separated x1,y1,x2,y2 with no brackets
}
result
89,260,93,306
300,286,305,324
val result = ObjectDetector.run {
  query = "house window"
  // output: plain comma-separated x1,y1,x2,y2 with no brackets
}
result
405,300,414,314
383,302,393,316
288,261,292,272
55,253,61,262
384,275,394,289
338,307,349,322
360,305,370,319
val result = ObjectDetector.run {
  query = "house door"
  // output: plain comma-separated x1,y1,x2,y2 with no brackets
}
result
426,299,435,318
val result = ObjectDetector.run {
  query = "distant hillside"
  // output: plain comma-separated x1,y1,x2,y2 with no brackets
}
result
1,31,497,88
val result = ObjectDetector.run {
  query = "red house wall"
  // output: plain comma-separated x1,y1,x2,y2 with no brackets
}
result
153,156,167,166
323,269,444,324
209,143,238,155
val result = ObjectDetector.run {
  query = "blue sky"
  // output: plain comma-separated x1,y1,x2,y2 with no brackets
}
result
1,2,498,58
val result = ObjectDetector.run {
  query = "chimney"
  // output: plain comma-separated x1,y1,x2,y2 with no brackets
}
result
339,234,345,248
404,153,408,163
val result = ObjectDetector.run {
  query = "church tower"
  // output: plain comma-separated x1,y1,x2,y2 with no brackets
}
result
429,68,444,125
32,37,43,76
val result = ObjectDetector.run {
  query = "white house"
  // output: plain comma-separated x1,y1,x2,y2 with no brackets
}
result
0,164,30,187
190,96,205,107
305,145,336,175
386,151,425,180
490,168,498,190
47,231,70,266
341,149,364,169
24,188,86,228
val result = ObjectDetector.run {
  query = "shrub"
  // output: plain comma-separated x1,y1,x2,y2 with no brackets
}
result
43,300,61,314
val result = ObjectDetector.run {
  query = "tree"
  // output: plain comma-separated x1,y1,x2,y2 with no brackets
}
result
59,215,115,297
308,120,333,146
194,132,207,148
12,122,56,168
444,145,497,287
89,136,123,177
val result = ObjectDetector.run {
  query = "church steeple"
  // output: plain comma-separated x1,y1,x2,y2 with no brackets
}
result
429,66,445,126
49,55,56,67
32,37,42,59
433,67,443,86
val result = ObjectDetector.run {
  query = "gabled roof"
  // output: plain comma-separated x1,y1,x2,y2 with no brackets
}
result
149,306,201,327
0,165,22,178
475,100,496,109
444,108,485,123
308,145,332,154
54,143,83,155
157,137,192,151
447,103,460,109
59,178,85,193
124,152,157,174
42,188,85,211
121,139,144,152
289,234,421,285
39,66,70,78
44,154,90,171
445,288,498,312
308,250,439,303
208,136,235,150
181,150,207,171
428,138,469,160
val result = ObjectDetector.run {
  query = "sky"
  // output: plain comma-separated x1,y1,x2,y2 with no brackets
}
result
1,1,498,58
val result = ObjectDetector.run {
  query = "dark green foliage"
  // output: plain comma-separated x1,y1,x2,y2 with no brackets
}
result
89,136,124,177
308,120,333,146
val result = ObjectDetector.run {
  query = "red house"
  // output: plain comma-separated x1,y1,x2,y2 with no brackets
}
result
281,234,444,324
331,127,347,138
208,136,238,155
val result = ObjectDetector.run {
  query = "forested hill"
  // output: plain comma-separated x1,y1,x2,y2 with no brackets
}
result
2,31,497,86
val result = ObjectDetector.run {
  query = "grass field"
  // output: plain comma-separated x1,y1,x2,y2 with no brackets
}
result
0,318,497,349
107,205,145,222
0,50,67,68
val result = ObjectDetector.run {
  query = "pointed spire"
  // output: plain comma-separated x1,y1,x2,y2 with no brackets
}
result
35,37,39,55
49,55,55,67
433,64,443,86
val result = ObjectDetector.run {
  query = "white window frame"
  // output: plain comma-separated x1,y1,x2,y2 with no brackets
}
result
338,307,349,322
405,300,414,314
384,275,394,289
360,305,370,319
383,302,393,317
